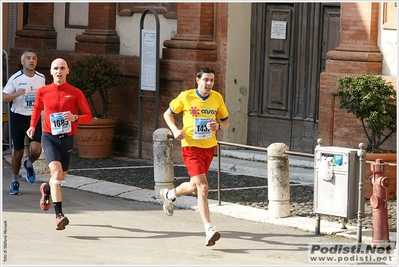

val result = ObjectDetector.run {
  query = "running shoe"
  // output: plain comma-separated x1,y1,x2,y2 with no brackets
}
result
160,188,174,216
39,182,51,211
205,227,221,246
23,159,36,183
56,213,69,230
10,181,20,195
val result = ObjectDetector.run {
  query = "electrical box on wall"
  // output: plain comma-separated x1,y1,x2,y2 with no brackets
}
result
314,146,360,219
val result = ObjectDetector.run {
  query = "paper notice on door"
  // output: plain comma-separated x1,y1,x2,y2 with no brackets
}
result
271,20,287,40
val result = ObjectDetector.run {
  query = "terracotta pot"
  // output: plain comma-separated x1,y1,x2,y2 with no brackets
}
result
364,153,397,199
75,118,118,159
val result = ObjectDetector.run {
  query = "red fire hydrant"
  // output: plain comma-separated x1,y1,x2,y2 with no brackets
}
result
370,159,390,245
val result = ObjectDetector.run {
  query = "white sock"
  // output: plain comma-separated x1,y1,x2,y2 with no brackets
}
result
204,223,212,232
12,174,19,183
25,159,33,168
167,189,176,201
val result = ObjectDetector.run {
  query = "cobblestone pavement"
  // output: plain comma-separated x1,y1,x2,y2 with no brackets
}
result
68,152,397,232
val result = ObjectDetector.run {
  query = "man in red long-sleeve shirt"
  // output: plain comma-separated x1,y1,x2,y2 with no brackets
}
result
27,58,92,230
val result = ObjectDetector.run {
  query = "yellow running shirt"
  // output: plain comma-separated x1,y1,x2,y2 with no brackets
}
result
168,88,229,148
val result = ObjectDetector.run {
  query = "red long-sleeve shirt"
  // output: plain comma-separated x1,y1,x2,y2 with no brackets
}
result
30,82,92,136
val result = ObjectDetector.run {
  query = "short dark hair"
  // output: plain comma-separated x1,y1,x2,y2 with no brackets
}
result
196,67,215,78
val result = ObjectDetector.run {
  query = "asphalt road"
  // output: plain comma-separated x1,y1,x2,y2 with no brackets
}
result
1,158,363,266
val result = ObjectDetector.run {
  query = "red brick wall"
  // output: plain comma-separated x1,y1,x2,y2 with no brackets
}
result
9,2,230,162
318,2,396,153
88,3,116,30
337,2,380,52
319,70,397,151
10,2,395,161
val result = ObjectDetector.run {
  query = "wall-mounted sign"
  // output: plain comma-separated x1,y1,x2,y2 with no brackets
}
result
140,29,157,91
271,20,287,40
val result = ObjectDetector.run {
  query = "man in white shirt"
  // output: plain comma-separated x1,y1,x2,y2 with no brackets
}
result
2,50,46,195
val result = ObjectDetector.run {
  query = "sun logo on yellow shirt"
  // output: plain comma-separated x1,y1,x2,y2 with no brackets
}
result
189,106,200,117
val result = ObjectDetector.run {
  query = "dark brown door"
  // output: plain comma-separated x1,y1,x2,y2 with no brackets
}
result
248,3,340,153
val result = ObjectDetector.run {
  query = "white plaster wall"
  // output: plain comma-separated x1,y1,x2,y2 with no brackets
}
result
53,3,88,51
116,12,177,57
223,3,251,144
53,3,177,56
378,5,398,77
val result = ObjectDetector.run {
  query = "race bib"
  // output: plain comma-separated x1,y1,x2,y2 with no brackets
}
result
193,118,212,140
50,112,71,135
23,93,35,110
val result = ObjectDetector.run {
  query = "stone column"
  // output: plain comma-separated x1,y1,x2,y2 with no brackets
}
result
163,2,217,61
23,137,49,175
33,151,49,175
14,3,57,50
75,3,120,54
153,128,174,198
26,112,50,175
325,2,382,73
267,143,290,218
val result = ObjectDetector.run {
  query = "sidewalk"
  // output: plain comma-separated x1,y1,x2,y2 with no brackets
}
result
36,176,397,244
2,151,398,265
3,152,396,243
3,158,380,266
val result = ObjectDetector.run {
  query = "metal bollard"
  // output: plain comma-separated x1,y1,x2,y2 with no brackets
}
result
267,143,290,218
356,143,367,243
153,128,174,198
370,159,390,245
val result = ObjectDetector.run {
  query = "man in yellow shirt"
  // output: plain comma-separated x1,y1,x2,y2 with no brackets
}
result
161,67,229,246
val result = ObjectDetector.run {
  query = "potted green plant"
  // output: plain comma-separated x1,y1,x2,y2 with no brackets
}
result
337,74,397,198
68,55,125,158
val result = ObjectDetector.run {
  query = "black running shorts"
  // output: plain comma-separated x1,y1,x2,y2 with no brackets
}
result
10,111,42,150
41,132,74,172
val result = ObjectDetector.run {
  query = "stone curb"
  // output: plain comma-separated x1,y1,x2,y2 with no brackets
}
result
32,173,396,245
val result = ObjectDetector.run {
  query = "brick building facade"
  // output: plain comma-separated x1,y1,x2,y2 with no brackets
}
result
319,2,397,152
2,2,397,161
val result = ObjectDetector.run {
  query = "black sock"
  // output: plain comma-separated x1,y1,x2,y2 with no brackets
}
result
54,202,63,216
44,183,51,195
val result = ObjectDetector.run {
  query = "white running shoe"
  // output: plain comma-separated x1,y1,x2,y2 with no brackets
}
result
160,188,174,216
205,227,221,246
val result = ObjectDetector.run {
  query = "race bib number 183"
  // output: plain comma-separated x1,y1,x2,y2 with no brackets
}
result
23,93,35,110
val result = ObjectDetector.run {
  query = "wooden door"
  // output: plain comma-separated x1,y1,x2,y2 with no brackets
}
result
248,2,340,153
